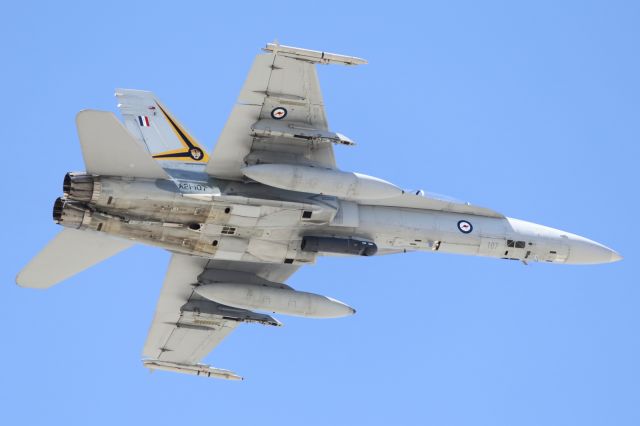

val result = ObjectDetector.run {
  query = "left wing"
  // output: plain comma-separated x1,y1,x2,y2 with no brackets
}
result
143,253,298,380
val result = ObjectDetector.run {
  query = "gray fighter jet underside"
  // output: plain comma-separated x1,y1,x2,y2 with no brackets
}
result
17,43,621,380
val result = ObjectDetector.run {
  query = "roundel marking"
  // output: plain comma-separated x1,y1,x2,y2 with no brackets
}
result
189,147,204,161
271,107,287,120
457,220,473,234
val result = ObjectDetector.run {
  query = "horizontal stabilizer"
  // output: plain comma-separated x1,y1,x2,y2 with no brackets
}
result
16,229,133,289
76,110,169,179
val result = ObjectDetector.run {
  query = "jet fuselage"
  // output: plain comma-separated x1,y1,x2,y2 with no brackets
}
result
57,173,620,266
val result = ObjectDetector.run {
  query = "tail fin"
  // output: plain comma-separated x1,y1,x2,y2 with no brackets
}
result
115,89,210,168
16,229,133,289
76,110,169,179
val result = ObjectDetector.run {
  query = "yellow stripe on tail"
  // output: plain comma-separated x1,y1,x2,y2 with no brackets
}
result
152,103,209,163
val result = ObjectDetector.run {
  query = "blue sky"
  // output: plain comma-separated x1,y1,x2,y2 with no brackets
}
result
1,1,638,425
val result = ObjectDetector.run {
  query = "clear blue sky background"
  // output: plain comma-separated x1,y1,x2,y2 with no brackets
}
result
1,1,638,425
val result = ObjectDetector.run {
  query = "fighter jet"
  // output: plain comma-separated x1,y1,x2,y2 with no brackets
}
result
17,43,621,380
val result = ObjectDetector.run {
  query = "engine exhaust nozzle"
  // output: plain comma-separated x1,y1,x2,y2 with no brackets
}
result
52,197,91,229
63,172,96,202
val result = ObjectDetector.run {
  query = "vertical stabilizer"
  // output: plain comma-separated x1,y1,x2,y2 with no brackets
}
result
76,110,169,179
115,89,210,173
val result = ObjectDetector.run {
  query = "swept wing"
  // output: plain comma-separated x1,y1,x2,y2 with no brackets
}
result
143,254,298,379
205,43,365,180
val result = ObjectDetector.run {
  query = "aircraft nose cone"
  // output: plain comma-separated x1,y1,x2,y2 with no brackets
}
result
566,236,621,265
609,250,623,263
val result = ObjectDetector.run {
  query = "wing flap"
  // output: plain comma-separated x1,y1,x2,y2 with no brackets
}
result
16,229,133,289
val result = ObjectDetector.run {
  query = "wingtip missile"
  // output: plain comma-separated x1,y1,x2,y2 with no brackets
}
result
143,359,243,380
263,42,367,66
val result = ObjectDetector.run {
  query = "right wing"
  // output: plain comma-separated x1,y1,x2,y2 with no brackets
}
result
205,43,366,180
143,253,298,380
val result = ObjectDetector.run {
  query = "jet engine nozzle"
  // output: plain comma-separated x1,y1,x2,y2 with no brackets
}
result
52,197,91,229
63,172,96,202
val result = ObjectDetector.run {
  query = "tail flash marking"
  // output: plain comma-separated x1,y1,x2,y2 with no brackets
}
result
152,103,209,163
138,115,151,127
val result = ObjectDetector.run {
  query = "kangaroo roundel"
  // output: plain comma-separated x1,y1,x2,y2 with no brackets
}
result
457,220,473,233
271,107,287,120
